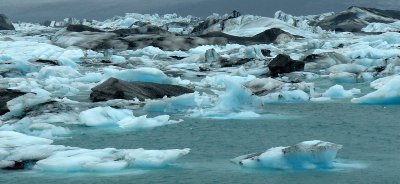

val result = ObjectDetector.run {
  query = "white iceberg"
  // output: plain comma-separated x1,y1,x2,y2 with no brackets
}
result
0,131,190,172
352,75,400,104
232,140,343,170
78,106,182,129
323,85,361,99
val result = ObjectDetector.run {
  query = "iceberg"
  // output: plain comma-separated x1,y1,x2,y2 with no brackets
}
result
232,140,342,170
78,106,182,129
0,131,190,172
323,85,361,99
352,75,400,104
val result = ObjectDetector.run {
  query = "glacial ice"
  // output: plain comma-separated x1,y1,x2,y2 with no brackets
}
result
6,89,52,116
0,40,84,68
103,67,180,84
352,75,400,104
78,106,182,129
232,140,343,170
0,117,70,139
323,85,361,99
0,131,190,172
362,21,400,32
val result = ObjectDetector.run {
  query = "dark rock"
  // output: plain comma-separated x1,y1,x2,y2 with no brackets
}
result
199,65,211,72
303,54,322,62
113,25,170,36
268,54,305,77
0,89,27,115
261,49,271,57
122,35,227,51
3,160,38,170
32,59,59,65
66,24,103,32
170,56,186,60
200,28,298,45
228,10,242,19
100,60,112,64
90,78,194,102
133,21,150,27
220,58,251,67
0,14,15,30
374,66,386,73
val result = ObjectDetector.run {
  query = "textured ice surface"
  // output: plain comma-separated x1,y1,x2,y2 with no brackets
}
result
79,106,182,129
232,140,343,170
323,85,361,99
0,131,190,172
352,75,400,104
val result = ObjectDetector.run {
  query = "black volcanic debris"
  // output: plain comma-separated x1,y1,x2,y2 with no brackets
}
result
268,54,305,77
0,14,15,30
90,78,194,102
0,89,27,115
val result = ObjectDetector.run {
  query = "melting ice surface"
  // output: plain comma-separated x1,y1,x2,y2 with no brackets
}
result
232,141,366,170
0,131,190,172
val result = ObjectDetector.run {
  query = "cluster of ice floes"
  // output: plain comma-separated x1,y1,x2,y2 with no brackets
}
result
0,40,84,69
0,131,190,172
2,7,400,174
232,140,344,170
89,13,197,31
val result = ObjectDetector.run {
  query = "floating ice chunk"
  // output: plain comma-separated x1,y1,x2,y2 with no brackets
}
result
103,67,175,84
78,106,132,127
329,72,357,83
6,89,52,116
328,64,367,74
117,115,182,129
34,148,190,172
261,90,310,103
110,55,126,64
37,66,82,79
0,131,190,171
0,117,70,139
79,106,182,129
200,74,257,88
232,140,343,170
323,85,361,99
215,79,261,111
245,78,284,94
144,92,212,113
352,75,400,104
0,131,53,147
191,110,261,120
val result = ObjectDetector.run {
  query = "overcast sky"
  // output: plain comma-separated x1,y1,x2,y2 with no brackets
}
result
1,0,400,22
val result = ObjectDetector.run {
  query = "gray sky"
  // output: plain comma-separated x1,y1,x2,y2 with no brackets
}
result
1,0,400,22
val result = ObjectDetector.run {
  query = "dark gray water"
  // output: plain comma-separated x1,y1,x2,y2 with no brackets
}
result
1,102,400,184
